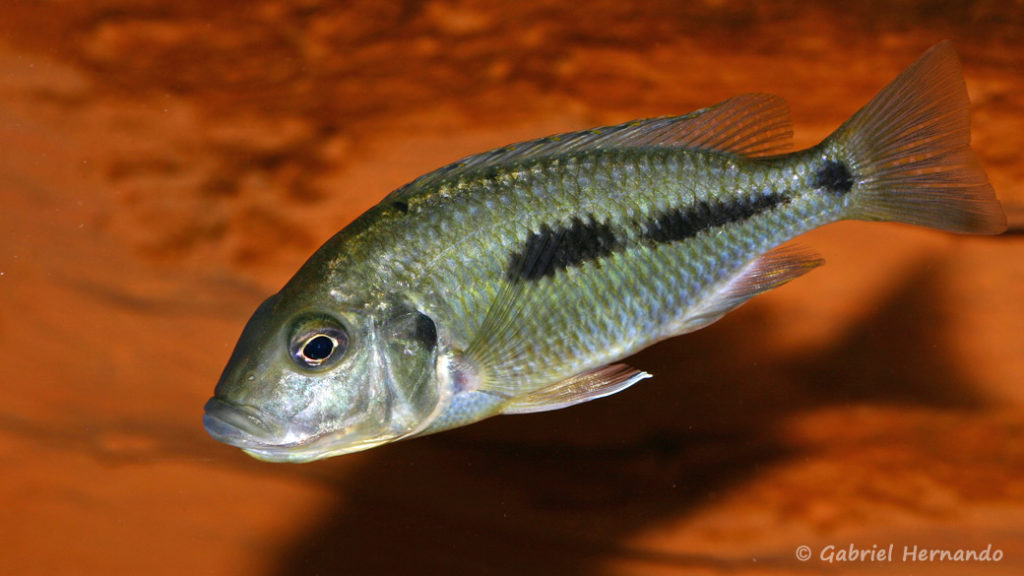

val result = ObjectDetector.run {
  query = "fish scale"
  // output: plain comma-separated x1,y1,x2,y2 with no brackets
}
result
378,151,827,397
204,42,1006,462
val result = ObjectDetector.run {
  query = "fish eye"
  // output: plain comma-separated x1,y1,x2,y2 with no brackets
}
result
288,316,349,370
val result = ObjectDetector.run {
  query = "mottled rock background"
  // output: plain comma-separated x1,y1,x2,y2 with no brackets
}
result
1,2,1022,575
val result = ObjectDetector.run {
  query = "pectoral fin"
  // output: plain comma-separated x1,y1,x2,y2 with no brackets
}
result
501,364,651,415
460,225,578,396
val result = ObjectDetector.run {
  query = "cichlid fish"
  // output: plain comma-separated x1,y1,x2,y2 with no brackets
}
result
204,42,1005,462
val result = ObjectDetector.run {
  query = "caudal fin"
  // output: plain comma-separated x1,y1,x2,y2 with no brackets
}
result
830,41,1006,234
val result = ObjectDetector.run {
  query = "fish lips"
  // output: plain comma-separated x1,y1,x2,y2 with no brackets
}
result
202,397,319,453
203,397,344,463
202,397,280,447
204,395,409,462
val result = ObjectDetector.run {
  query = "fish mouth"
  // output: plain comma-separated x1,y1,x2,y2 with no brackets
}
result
203,397,279,448
202,397,338,463
203,398,404,463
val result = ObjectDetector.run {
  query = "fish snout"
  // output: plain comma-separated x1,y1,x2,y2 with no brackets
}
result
203,397,277,447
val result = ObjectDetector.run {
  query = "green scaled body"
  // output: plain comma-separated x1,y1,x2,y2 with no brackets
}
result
204,42,1005,462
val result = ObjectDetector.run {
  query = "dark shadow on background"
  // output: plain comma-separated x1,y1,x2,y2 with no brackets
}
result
271,261,987,576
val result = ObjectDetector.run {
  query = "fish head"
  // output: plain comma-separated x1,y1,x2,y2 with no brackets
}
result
203,289,444,462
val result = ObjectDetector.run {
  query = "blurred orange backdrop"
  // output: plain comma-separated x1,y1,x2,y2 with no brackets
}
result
1,2,1022,575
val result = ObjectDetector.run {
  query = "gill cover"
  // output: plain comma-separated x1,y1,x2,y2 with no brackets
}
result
374,300,444,438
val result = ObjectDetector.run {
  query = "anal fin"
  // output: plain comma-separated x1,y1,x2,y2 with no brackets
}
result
675,244,824,335
501,364,651,415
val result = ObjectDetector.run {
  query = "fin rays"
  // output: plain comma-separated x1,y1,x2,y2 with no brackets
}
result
833,40,1006,234
386,93,793,202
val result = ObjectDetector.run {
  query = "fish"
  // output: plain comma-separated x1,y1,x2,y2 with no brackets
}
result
203,41,1006,462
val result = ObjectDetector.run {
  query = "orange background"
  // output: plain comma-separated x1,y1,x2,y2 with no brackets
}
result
1,2,1022,575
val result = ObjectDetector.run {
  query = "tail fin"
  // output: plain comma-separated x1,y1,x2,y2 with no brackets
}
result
830,41,1006,234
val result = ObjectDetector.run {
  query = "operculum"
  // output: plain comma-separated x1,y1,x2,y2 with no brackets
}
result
376,299,446,437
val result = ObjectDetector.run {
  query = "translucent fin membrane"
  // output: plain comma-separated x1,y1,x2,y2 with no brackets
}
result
387,93,793,201
833,41,1006,234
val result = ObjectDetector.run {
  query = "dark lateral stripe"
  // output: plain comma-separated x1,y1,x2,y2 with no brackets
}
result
506,192,790,282
812,160,854,194
508,216,620,281
643,192,790,244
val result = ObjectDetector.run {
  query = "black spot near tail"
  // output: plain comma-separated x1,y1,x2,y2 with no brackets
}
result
812,160,854,194
643,192,790,243
508,216,620,281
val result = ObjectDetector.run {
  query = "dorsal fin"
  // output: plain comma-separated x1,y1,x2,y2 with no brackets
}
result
665,93,793,156
387,93,793,200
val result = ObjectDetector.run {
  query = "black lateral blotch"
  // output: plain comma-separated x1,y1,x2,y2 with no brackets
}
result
508,216,620,281
812,160,854,194
643,192,790,244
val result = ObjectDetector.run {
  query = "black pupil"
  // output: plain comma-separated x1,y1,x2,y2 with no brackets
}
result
303,335,335,361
